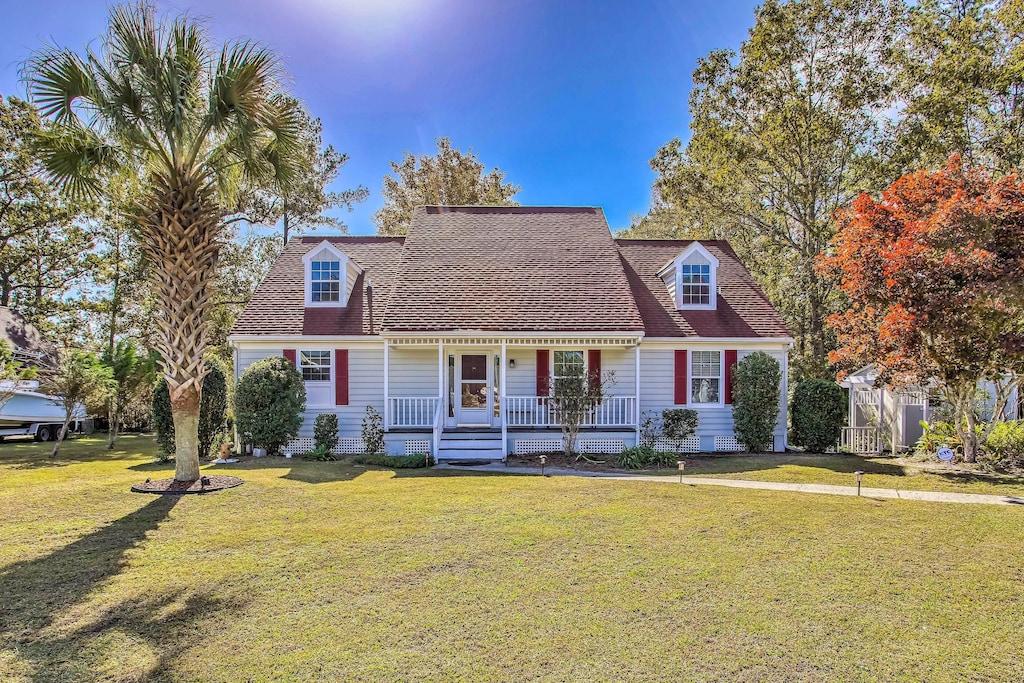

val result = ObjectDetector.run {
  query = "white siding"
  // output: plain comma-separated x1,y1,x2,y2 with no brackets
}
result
639,345,788,452
504,346,636,397
389,347,440,397
235,343,384,438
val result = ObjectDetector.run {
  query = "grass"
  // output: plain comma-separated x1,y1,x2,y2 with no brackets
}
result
1,435,1023,681
673,452,1024,497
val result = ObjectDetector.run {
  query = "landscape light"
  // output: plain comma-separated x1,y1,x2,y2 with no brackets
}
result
678,460,685,484
855,470,864,496
539,454,547,476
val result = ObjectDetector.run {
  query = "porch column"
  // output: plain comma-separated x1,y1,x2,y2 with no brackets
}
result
437,340,444,404
383,339,390,430
634,344,641,445
500,339,508,459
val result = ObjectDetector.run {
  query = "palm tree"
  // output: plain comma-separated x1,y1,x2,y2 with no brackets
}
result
27,3,300,480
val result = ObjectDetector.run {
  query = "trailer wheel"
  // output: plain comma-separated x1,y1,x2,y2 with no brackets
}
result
35,425,53,442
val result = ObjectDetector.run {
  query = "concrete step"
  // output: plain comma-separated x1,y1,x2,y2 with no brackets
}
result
439,438,501,448
437,448,504,461
440,432,501,442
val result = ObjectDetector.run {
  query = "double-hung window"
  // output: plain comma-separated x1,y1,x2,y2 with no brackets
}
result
310,260,341,302
680,263,711,305
552,350,585,393
299,350,331,382
691,350,721,404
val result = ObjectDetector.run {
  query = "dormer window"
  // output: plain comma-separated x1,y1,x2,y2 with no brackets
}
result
303,240,357,308
310,260,341,302
680,263,711,305
657,242,719,311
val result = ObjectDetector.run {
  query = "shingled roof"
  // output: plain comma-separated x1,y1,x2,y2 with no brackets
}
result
230,207,790,339
616,239,790,338
381,206,644,332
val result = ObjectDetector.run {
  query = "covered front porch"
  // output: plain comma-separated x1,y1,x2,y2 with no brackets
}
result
381,333,642,459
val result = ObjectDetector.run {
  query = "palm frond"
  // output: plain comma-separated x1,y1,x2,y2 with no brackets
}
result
26,48,97,122
34,124,118,199
208,41,280,129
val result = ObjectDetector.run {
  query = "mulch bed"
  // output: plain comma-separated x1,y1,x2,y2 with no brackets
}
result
131,475,243,495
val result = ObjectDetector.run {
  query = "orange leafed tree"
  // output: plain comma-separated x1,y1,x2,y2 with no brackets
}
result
818,157,1024,462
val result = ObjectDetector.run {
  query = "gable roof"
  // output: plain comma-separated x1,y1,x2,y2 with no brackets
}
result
616,239,790,338
230,236,405,336
380,206,644,332
230,208,791,340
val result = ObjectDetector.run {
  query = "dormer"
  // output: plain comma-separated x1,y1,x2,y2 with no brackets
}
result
656,242,719,311
303,240,359,308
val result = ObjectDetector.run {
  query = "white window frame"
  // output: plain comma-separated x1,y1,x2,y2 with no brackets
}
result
679,262,712,306
659,242,719,311
550,350,587,395
299,349,333,384
303,240,351,308
310,260,342,304
689,350,723,406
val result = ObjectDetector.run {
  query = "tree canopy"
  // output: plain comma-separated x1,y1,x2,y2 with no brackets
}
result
375,137,520,235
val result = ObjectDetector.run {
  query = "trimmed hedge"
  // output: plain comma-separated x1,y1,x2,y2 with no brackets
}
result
791,379,846,452
354,452,433,468
731,351,781,452
235,357,306,456
314,413,339,453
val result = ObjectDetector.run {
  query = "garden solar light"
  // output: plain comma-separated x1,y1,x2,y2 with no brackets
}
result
677,460,685,483
539,454,547,476
855,470,864,496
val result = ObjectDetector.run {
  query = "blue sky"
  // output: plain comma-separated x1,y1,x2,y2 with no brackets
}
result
0,0,759,235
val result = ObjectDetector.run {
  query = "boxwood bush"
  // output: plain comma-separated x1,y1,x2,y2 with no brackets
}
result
662,408,698,440
791,378,846,453
731,351,781,452
314,413,339,453
235,357,306,456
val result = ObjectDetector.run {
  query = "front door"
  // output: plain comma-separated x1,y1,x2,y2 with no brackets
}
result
457,353,491,425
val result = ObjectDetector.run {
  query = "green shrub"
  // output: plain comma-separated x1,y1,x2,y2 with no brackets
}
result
235,357,306,456
913,420,962,456
303,444,337,461
314,413,339,453
662,408,698,440
354,452,433,468
151,362,228,460
791,378,846,453
361,405,384,455
616,446,677,469
731,352,781,452
984,420,1024,470
198,363,227,460
152,377,174,459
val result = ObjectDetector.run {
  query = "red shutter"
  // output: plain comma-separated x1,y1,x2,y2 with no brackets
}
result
536,349,550,396
587,349,601,385
283,349,296,366
674,350,687,405
724,349,738,404
334,349,349,405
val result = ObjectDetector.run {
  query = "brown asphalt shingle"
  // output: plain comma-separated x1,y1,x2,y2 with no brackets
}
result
615,239,791,338
230,208,791,339
381,206,645,332
230,236,405,336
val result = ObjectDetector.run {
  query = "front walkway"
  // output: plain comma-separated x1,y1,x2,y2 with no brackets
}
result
434,463,1024,507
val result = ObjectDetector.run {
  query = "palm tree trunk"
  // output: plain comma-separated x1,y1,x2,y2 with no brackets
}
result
136,169,221,482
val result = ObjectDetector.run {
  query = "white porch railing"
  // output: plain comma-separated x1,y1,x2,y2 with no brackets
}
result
504,396,637,428
840,426,881,454
387,396,440,428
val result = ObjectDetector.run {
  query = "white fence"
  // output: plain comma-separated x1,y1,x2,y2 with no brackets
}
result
387,396,440,428
840,426,882,454
504,395,636,428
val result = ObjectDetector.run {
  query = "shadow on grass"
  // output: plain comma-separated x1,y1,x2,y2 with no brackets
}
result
0,434,154,469
0,495,179,635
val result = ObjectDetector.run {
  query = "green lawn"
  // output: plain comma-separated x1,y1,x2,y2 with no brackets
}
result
673,452,1024,497
2,436,1024,682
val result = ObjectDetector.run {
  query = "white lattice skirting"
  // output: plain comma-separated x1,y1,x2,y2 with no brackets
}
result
577,439,626,454
404,440,431,455
646,435,701,453
281,437,365,458
713,435,744,452
513,439,562,455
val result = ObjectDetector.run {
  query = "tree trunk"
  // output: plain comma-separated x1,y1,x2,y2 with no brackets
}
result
51,412,72,459
106,398,119,450
171,383,202,481
962,408,979,463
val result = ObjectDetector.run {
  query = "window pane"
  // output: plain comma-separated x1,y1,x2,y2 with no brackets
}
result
461,355,487,381
691,378,720,403
300,351,330,381
553,350,584,378
461,383,487,408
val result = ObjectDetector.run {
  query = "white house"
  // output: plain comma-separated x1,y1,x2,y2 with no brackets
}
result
228,206,794,460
